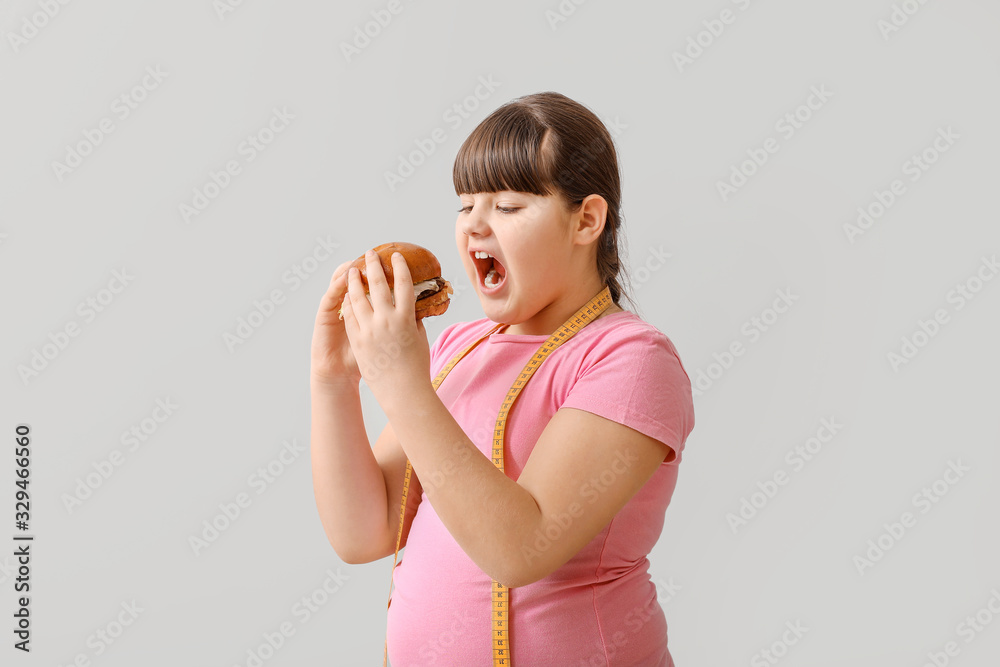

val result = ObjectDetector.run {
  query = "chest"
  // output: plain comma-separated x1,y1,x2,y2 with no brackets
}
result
433,344,580,480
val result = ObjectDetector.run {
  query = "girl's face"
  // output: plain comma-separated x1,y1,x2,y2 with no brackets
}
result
455,190,605,334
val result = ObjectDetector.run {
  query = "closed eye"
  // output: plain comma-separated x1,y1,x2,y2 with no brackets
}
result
456,205,520,214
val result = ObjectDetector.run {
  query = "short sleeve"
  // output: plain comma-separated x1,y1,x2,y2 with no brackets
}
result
560,329,695,464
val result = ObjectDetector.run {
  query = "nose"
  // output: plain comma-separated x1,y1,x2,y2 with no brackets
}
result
459,205,490,240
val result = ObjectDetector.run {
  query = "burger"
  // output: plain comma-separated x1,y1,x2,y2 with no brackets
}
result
338,242,453,320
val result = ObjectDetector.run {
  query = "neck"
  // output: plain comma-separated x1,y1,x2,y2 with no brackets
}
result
501,281,622,336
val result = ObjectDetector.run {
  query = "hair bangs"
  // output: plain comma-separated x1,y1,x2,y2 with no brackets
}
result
453,107,557,197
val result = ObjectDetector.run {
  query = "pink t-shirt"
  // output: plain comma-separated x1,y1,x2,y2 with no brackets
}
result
386,310,695,666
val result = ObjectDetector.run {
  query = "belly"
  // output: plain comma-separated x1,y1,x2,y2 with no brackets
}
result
385,506,670,666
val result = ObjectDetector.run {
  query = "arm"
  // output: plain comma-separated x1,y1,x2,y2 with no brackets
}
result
381,383,672,588
310,378,387,563
310,258,424,565
310,378,407,564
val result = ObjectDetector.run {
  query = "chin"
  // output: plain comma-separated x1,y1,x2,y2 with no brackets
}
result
478,298,506,320
484,302,524,328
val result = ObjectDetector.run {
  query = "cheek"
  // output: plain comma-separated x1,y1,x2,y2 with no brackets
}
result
454,229,470,274
514,246,549,278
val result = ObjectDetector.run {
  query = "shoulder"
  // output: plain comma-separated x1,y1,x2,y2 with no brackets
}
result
560,312,696,461
575,312,691,380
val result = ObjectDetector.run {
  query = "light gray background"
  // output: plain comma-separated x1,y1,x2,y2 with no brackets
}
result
2,1,999,665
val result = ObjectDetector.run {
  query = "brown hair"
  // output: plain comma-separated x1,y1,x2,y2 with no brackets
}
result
452,91,639,315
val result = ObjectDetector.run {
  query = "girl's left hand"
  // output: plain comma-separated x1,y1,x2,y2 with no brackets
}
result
340,250,430,408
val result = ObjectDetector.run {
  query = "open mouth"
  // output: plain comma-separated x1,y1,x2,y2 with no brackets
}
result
471,251,507,292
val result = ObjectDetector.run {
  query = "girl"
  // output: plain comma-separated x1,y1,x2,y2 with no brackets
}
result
311,92,695,666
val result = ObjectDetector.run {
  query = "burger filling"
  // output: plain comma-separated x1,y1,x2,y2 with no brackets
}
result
367,277,445,304
413,277,447,300
340,277,447,318
484,267,501,288
476,255,506,289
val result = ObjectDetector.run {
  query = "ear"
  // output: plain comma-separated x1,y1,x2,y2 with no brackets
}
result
573,194,609,246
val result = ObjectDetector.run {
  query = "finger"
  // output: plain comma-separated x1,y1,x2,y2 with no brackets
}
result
340,292,355,333
321,260,355,308
346,265,371,323
336,258,353,275
391,252,415,315
318,268,354,326
364,250,393,309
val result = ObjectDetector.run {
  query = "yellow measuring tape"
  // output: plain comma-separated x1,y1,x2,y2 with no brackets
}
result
384,285,614,666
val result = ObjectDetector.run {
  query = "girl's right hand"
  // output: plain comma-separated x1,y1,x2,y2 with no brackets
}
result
311,260,361,389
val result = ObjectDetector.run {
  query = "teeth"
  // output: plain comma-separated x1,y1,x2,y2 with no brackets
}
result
474,251,494,260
